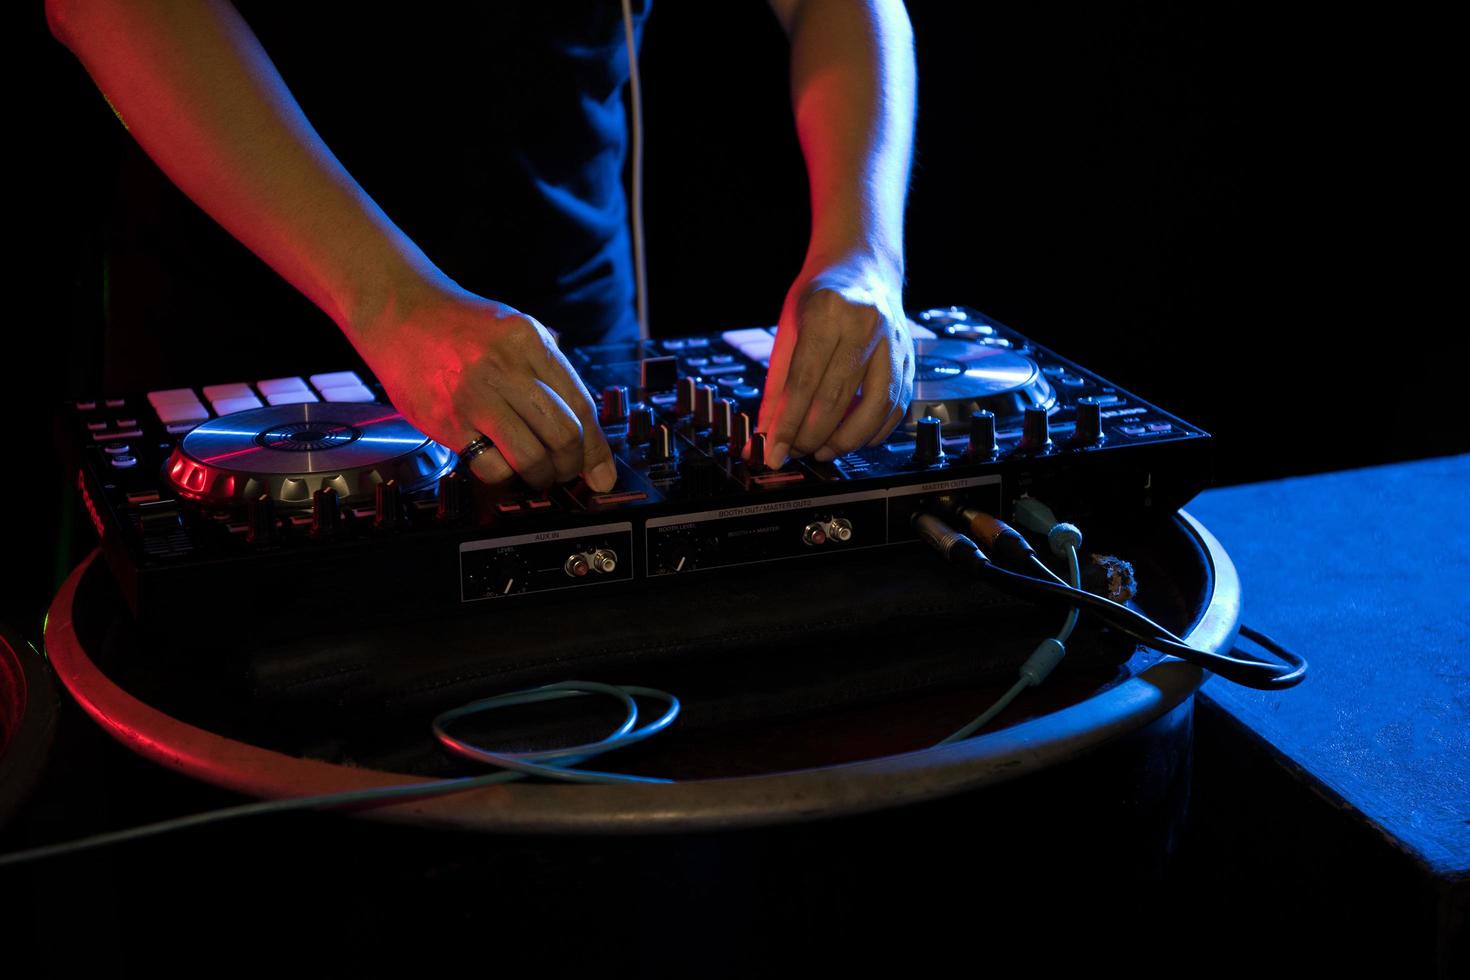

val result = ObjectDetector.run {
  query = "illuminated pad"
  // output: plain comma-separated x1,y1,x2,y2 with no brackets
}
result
318,384,376,403
310,371,365,393
264,389,319,406
721,327,776,367
257,376,319,405
257,377,310,397
202,382,254,401
210,394,265,415
147,388,210,425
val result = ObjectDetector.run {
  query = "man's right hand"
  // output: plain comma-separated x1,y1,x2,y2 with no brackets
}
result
353,281,618,493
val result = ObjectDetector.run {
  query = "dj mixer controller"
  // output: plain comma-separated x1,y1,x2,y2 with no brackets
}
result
57,307,1211,630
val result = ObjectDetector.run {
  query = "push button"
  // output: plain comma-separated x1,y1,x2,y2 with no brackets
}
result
309,371,365,392
148,388,210,425
208,395,264,415
202,382,254,401
93,428,143,442
264,389,318,406
318,384,375,403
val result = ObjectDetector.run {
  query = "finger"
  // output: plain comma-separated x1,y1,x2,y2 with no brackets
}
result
470,389,556,490
499,378,585,484
868,399,907,447
791,326,876,458
814,340,901,460
760,309,841,469
869,340,916,446
464,442,516,488
757,312,797,440
535,337,618,492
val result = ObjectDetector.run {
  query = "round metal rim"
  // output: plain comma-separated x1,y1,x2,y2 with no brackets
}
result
0,621,59,827
43,510,1234,835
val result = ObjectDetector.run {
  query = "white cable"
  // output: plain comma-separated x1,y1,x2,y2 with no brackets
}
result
936,508,1082,745
621,0,650,342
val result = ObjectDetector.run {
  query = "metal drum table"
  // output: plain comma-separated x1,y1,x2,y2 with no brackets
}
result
30,509,1236,968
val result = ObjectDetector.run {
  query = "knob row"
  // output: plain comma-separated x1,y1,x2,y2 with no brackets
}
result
912,404,1105,466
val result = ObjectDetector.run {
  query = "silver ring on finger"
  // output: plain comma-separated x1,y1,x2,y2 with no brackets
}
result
458,433,495,465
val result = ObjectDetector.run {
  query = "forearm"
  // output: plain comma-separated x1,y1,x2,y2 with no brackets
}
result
47,0,446,339
776,0,916,280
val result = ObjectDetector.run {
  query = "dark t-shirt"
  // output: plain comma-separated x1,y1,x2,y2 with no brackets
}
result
102,1,648,391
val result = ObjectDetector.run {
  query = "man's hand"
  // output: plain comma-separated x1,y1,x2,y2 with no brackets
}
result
355,282,617,492
758,255,914,467
762,0,917,465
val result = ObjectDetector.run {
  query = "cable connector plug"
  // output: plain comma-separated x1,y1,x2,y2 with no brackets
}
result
1020,637,1066,686
913,512,987,566
1048,522,1082,557
1012,496,1062,537
955,507,1037,571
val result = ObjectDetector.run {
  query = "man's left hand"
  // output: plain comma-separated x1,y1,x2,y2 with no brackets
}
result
758,256,915,467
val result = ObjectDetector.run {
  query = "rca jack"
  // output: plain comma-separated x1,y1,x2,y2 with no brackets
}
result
564,548,619,577
803,517,853,547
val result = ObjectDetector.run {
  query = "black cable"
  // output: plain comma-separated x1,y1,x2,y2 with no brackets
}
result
913,513,1307,690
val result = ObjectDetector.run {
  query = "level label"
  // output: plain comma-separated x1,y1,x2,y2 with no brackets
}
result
644,489,886,528
885,473,1002,498
460,521,633,553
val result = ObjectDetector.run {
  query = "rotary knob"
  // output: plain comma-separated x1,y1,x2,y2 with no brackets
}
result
713,398,735,443
731,412,752,454
640,356,678,393
1070,400,1104,447
311,486,340,537
247,491,274,544
968,410,997,456
655,533,700,574
914,415,945,465
1018,407,1052,453
437,469,468,521
374,479,402,530
600,385,630,424
649,423,677,463
694,385,717,428
748,432,768,470
627,404,654,444
676,377,698,416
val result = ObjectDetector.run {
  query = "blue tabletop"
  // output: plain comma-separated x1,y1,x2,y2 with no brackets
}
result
1184,453,1469,878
